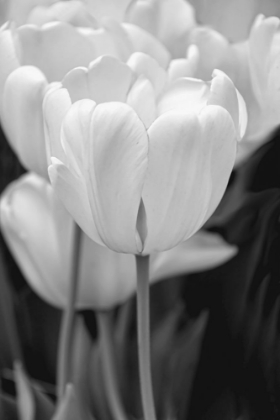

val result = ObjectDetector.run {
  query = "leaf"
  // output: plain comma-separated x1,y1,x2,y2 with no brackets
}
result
0,392,18,420
14,361,54,420
51,384,88,420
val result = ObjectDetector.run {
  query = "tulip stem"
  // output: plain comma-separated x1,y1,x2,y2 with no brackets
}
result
136,255,157,420
96,311,128,420
57,224,82,401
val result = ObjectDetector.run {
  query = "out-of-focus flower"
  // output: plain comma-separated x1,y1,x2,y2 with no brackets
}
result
44,53,246,255
189,0,280,42
0,173,237,309
126,0,196,58
27,0,196,58
0,0,57,26
0,16,169,178
190,14,280,164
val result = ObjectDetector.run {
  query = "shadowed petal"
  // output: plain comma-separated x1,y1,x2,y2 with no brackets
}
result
123,22,171,68
0,174,67,307
127,52,167,95
43,87,72,166
48,158,103,246
127,76,156,128
87,55,133,103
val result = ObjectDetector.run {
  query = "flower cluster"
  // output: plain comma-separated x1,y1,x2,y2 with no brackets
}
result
0,0,279,419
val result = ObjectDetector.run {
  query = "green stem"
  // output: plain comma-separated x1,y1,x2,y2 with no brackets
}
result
96,311,128,420
57,224,82,400
136,255,157,420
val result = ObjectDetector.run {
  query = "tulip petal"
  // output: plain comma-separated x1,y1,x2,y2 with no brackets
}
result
0,174,67,307
150,231,238,281
62,67,89,103
157,77,209,115
49,158,103,246
168,45,199,82
127,52,167,96
87,55,133,103
86,102,148,253
78,236,136,309
61,99,96,175
100,18,134,62
85,0,132,22
2,66,48,178
249,15,279,102
142,111,213,254
123,22,171,68
190,27,231,80
0,27,20,115
127,76,156,128
200,106,237,222
207,70,240,137
43,87,72,166
27,1,97,28
18,22,97,82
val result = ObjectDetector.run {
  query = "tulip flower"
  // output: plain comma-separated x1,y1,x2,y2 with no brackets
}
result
0,14,169,179
190,14,280,164
43,52,246,255
0,172,238,310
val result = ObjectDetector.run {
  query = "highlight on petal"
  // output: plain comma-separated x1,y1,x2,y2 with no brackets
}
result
17,22,97,82
86,102,149,253
87,55,133,103
0,173,68,307
157,77,209,115
43,87,72,165
151,231,238,282
142,111,213,254
127,75,157,128
61,99,96,175
2,65,48,178
122,22,171,68
127,51,167,96
49,158,103,246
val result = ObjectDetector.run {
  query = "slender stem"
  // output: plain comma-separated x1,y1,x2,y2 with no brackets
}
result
57,224,82,400
136,255,157,420
96,311,128,420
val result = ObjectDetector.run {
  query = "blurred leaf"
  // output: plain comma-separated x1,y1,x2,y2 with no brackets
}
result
0,245,22,367
71,315,94,420
168,311,208,420
14,361,54,420
52,384,89,420
0,392,18,420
